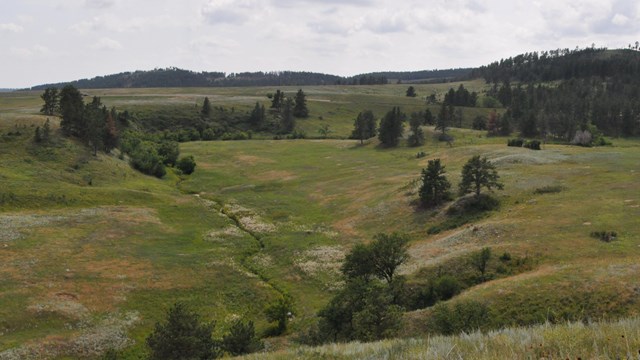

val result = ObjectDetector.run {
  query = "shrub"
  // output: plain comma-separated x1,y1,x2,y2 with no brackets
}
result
523,140,541,150
472,116,487,130
416,151,427,158
177,155,197,175
430,300,491,335
590,231,618,242
533,185,563,194
507,138,524,147
221,320,263,356
434,275,461,300
499,252,512,261
129,142,166,178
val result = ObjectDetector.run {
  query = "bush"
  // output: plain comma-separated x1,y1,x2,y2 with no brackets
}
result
472,116,487,130
177,155,196,175
590,230,618,242
430,300,491,335
434,275,461,300
129,142,166,178
221,320,263,356
416,151,427,158
523,140,541,150
533,185,563,194
507,138,524,147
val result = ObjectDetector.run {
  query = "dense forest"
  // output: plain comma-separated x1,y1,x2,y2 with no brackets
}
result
30,68,472,90
474,48,640,140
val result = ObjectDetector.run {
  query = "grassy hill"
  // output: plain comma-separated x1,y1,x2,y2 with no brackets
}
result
0,83,639,358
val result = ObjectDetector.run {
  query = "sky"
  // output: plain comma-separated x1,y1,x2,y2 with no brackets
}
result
1,0,639,88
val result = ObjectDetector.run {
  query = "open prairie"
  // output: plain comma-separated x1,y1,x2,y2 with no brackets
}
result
1,84,639,358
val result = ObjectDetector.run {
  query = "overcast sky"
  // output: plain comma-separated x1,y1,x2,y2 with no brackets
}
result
1,0,639,88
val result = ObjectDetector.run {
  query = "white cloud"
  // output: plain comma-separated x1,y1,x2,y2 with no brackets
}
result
85,0,116,9
611,13,629,26
92,37,123,50
201,0,262,26
0,23,24,33
10,44,50,58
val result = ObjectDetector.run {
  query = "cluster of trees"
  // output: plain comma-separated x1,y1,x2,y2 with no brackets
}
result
443,84,478,107
267,89,309,134
419,155,503,208
146,303,262,360
41,85,119,155
312,233,409,343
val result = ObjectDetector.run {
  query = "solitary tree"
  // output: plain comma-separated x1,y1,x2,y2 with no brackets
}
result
201,97,212,117
293,89,309,118
378,107,405,147
351,110,377,144
436,103,449,135
407,115,425,147
40,87,59,115
458,155,503,197
406,86,416,97
419,159,452,207
221,320,263,356
424,108,434,125
146,302,222,360
471,247,492,281
270,90,285,110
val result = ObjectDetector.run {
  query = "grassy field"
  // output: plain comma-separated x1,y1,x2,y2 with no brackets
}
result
0,84,639,358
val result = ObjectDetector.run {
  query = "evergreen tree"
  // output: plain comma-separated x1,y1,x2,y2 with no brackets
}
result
146,302,222,360
40,87,59,115
103,109,118,152
436,103,449,135
293,89,309,118
406,86,416,97
419,159,452,207
201,97,212,117
221,320,263,356
459,155,503,197
279,97,295,133
249,102,266,128
351,110,377,144
407,115,424,146
270,90,285,110
84,97,106,155
42,119,51,141
58,85,84,136
264,295,294,335
424,108,434,125
378,107,405,147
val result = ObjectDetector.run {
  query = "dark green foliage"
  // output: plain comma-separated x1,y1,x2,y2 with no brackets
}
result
293,89,309,118
42,119,51,142
436,103,453,135
221,320,263,356
40,87,59,115
264,295,294,335
407,114,425,147
157,141,180,166
249,102,266,128
590,230,618,242
177,155,196,175
523,140,541,150
459,155,503,197
270,90,285,110
378,107,405,147
370,233,410,283
341,243,375,281
471,247,492,281
406,86,416,97
419,159,451,207
146,302,222,360
499,252,512,261
34,126,42,143
446,193,500,216
424,108,434,125
433,275,461,300
129,142,166,178
58,85,84,136
443,84,478,107
279,98,295,134
351,287,404,342
533,185,563,194
317,124,331,138
84,97,107,156
416,151,426,158
350,110,377,144
472,115,487,130
201,97,212,117
520,112,538,137
430,301,491,335
507,138,524,147
103,110,118,152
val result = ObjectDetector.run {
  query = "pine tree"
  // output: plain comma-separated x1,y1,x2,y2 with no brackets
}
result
459,155,503,197
58,85,84,136
279,97,295,133
201,97,212,117
408,115,424,147
406,86,416,97
40,87,59,116
351,110,376,144
419,159,451,207
293,89,309,118
436,103,449,135
378,107,405,147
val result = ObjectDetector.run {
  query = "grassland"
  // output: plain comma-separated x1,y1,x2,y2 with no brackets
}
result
0,83,639,358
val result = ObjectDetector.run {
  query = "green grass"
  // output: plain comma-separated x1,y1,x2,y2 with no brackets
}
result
1,86,640,358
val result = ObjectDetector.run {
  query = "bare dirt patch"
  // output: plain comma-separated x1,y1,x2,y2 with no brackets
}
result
234,154,275,166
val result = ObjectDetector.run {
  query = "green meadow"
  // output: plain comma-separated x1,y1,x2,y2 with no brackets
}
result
0,83,639,358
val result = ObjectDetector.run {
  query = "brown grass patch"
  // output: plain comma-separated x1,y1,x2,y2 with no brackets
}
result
252,170,297,182
234,154,275,165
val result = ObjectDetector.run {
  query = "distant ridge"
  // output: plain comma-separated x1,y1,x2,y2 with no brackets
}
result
30,67,473,90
